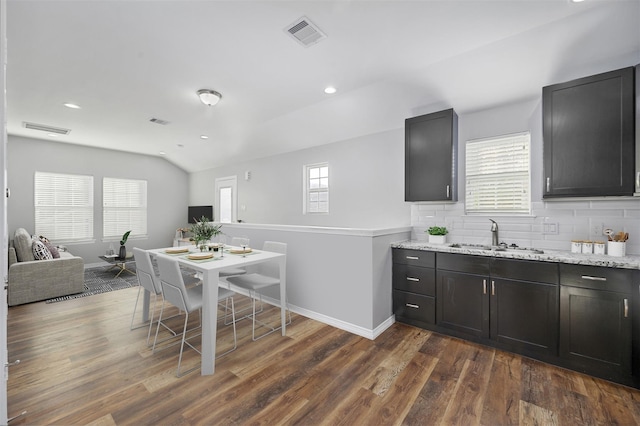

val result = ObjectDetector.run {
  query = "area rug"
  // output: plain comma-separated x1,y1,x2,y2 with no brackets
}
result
45,264,139,303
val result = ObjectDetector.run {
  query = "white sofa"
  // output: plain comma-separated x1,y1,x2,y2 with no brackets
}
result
8,228,84,306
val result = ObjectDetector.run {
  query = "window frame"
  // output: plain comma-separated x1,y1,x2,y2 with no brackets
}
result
303,162,329,215
34,171,94,243
465,131,531,215
102,177,148,241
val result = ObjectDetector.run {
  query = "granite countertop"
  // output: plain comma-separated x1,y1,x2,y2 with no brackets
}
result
392,240,640,270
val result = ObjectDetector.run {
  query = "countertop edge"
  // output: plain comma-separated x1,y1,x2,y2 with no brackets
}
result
392,241,640,270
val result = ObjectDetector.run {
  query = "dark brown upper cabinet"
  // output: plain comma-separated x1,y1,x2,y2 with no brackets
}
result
543,66,636,198
405,108,458,202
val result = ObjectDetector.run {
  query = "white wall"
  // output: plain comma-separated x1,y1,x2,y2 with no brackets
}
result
7,136,189,263
219,223,411,337
190,129,411,229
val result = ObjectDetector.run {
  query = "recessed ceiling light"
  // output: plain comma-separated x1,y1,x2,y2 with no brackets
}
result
63,103,81,109
570,0,585,3
177,144,184,148
159,151,166,156
324,86,337,94
200,135,209,140
47,133,59,137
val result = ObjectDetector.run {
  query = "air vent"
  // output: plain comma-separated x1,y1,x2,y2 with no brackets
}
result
23,122,70,135
149,118,170,125
285,16,326,47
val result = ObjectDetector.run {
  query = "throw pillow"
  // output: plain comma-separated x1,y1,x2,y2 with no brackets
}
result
32,239,53,260
13,228,35,262
40,237,60,259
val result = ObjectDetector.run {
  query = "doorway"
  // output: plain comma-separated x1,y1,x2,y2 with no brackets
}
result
215,176,237,223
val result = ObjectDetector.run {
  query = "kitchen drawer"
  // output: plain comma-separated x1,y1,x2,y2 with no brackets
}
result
393,264,435,296
491,258,559,285
560,264,638,293
437,252,490,275
393,290,435,327
393,248,435,268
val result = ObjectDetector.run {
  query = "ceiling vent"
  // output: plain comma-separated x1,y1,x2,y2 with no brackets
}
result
23,122,70,135
285,16,326,47
149,118,170,125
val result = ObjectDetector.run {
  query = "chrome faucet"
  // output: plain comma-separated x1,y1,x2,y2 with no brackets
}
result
489,219,499,247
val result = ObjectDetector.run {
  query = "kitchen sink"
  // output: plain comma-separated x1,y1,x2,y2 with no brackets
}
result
449,243,491,251
493,247,545,254
449,243,544,254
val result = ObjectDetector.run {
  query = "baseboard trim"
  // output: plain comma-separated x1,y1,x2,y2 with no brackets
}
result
256,292,395,340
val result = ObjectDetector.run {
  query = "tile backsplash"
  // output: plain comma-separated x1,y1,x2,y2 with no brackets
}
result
411,199,640,255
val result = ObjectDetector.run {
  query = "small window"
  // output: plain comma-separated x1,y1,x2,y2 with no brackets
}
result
34,172,94,242
304,163,329,214
103,177,147,240
465,132,531,214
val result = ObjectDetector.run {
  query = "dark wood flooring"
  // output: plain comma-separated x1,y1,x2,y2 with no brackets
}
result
7,285,640,425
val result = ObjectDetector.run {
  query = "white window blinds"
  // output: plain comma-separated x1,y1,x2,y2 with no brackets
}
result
34,172,94,242
465,132,531,214
103,177,147,239
304,163,329,214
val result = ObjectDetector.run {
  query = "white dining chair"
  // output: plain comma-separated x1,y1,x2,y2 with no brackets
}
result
226,241,291,341
153,255,237,377
218,237,249,278
130,247,179,346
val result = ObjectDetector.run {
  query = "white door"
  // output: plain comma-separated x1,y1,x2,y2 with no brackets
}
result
1,0,9,421
214,176,237,223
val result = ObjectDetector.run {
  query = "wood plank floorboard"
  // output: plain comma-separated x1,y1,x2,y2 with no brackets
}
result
7,285,640,425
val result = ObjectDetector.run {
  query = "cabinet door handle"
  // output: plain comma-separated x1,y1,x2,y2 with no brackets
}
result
491,280,495,296
546,177,550,192
483,279,487,295
446,185,450,198
406,256,419,260
406,277,420,282
406,303,420,309
581,275,607,282
636,171,640,190
624,299,629,318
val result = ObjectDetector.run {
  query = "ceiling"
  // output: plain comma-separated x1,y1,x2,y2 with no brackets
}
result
6,0,640,173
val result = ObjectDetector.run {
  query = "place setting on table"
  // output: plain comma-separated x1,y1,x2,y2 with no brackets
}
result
163,241,258,263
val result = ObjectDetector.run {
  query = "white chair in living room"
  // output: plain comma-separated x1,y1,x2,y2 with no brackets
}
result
130,247,179,346
226,241,291,341
153,255,237,377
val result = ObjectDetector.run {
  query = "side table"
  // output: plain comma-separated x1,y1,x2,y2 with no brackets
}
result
99,255,136,278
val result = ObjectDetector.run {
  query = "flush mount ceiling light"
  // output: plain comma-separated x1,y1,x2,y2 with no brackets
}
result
63,102,81,109
197,89,222,106
324,86,337,94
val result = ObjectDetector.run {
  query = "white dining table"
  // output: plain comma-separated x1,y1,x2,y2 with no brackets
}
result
146,245,287,375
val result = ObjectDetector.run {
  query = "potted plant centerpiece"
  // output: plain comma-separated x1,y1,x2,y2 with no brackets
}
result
190,216,222,251
426,226,448,244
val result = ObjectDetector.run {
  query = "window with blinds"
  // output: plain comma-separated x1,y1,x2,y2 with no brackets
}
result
465,132,531,214
304,163,329,214
34,172,94,242
103,177,147,240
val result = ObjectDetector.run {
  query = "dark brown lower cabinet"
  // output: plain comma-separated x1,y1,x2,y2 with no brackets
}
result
560,286,632,380
436,270,489,338
392,248,638,388
491,278,558,356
